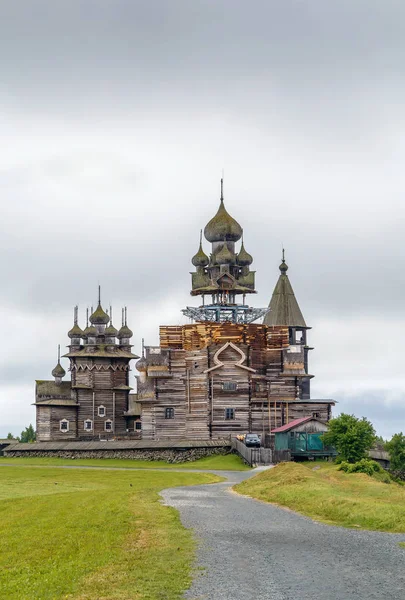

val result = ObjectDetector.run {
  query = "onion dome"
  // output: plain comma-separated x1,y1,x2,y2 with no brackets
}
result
279,250,288,274
204,179,243,243
83,324,97,337
237,241,253,266
68,323,84,338
118,307,133,339
215,242,234,265
136,356,147,372
52,362,66,378
117,324,133,339
105,306,118,336
192,231,209,267
68,306,84,338
136,338,146,371
90,304,109,325
52,345,65,379
105,323,118,336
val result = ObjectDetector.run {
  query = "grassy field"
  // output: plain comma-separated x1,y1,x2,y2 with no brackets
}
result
0,464,221,599
234,461,405,533
0,453,249,471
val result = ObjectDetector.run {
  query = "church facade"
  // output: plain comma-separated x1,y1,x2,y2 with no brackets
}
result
35,181,334,441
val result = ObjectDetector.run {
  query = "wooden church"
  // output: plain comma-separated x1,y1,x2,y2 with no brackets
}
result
35,181,334,441
136,181,334,440
35,300,140,441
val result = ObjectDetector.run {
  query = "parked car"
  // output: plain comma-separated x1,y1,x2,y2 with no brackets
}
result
244,433,261,448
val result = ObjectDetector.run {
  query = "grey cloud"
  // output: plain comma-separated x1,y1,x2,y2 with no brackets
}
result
1,1,405,437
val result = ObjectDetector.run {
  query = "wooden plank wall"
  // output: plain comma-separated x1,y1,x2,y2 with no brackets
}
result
184,349,209,439
209,343,250,437
50,406,78,440
36,406,52,441
159,323,289,352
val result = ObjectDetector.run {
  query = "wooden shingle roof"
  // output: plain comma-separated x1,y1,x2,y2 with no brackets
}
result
263,258,307,328
36,380,71,398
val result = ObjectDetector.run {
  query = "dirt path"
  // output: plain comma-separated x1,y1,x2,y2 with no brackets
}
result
161,469,405,600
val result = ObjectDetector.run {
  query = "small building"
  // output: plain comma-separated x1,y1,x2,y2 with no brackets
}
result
0,439,17,456
272,416,335,459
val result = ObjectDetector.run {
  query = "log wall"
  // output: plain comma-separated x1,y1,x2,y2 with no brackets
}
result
137,322,333,441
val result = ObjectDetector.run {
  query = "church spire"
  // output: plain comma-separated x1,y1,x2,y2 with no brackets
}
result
263,252,307,327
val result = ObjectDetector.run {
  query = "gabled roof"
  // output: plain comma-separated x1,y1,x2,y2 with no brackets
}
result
272,416,317,433
263,258,306,328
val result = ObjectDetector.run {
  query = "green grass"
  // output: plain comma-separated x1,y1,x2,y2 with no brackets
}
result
234,461,405,533
0,465,221,599
0,453,249,471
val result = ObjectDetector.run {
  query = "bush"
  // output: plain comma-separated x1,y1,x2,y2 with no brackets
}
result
338,458,383,476
321,413,376,463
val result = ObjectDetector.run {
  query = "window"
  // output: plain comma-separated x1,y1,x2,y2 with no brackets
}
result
222,382,237,392
105,420,113,431
135,421,142,431
312,412,320,419
225,408,235,420
254,382,261,393
165,407,175,419
60,419,69,432
98,405,106,417
84,420,93,431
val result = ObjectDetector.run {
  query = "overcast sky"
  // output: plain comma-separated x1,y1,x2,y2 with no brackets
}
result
1,1,404,439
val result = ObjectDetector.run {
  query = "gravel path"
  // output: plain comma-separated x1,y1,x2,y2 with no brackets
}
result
161,468,405,600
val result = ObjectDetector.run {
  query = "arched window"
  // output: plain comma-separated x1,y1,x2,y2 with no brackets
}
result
98,405,106,417
84,419,93,431
60,419,69,432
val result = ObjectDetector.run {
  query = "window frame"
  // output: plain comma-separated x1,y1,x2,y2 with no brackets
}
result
165,407,175,419
59,419,69,432
84,419,93,431
135,421,142,431
98,405,106,417
225,408,235,420
104,419,113,431
222,381,237,392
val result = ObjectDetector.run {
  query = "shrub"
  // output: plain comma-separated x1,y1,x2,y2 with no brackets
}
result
321,414,376,463
338,458,383,476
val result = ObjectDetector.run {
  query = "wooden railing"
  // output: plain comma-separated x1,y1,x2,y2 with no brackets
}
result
231,438,289,466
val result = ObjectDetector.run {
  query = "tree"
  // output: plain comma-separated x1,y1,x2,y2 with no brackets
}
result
321,413,376,463
6,432,15,440
385,433,405,471
18,424,36,443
